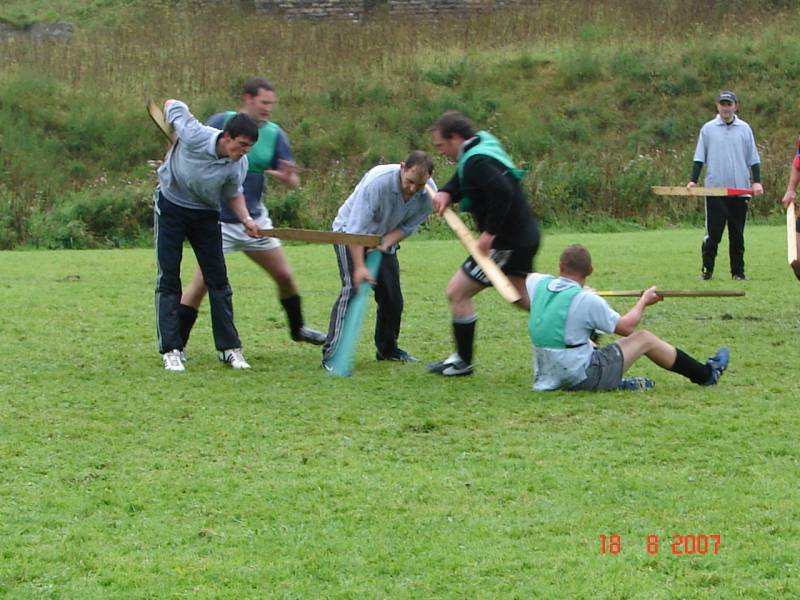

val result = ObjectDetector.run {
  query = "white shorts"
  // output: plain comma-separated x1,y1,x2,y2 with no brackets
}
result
221,213,282,253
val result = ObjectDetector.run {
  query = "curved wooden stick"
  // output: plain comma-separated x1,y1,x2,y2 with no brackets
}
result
427,186,521,304
147,99,175,143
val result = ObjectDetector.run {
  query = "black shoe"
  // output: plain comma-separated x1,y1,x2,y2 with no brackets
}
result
427,353,473,376
292,326,326,345
732,273,746,281
701,269,712,281
376,348,419,362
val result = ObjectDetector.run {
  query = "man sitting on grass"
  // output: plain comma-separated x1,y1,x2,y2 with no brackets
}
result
526,244,729,392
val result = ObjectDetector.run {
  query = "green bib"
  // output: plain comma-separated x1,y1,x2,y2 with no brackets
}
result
220,111,279,174
529,277,582,349
456,130,525,211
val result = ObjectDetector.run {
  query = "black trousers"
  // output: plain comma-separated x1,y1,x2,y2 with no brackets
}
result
702,196,749,276
323,245,403,361
154,191,241,353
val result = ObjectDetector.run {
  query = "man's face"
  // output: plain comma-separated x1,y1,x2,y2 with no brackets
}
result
220,134,255,161
399,164,430,200
243,89,276,125
717,100,737,122
431,129,462,161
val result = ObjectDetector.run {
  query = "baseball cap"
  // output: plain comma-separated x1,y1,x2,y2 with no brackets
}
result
717,90,737,103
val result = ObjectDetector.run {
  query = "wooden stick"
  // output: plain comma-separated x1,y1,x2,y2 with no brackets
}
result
596,289,745,298
426,186,521,304
261,228,381,246
147,99,175,143
788,202,800,280
652,186,754,197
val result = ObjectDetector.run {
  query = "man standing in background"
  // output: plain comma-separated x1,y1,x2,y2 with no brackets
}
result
688,90,763,281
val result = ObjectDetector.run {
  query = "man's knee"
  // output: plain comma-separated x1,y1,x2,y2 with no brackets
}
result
446,278,468,304
631,329,661,348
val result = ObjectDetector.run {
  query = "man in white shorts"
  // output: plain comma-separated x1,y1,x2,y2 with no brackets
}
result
526,244,730,392
177,77,325,350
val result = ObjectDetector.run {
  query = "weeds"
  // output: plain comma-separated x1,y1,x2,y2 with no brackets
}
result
0,1,798,246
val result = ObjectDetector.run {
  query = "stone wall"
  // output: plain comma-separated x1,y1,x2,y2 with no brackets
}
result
253,0,530,20
254,0,370,20
388,0,529,16
0,22,73,42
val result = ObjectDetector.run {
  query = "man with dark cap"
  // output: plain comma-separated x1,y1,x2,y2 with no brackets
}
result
687,90,763,280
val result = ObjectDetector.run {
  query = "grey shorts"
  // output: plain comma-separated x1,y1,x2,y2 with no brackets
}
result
221,213,281,253
569,343,624,391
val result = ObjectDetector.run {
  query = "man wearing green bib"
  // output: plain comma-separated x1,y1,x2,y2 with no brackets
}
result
428,111,540,377
526,245,730,391
178,78,325,354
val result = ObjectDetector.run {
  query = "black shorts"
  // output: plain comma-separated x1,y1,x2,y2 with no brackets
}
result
461,246,537,286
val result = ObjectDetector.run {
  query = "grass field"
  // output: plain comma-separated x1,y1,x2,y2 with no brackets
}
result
1,225,798,598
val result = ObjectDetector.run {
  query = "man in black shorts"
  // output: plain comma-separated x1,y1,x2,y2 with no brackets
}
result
428,110,540,376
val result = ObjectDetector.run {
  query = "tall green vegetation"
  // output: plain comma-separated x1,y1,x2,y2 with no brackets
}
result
1,0,799,248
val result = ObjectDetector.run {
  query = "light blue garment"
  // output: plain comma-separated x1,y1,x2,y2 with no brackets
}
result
526,273,621,391
692,115,760,194
157,101,247,211
332,164,435,254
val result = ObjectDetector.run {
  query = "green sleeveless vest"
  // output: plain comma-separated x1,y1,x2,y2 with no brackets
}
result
456,131,525,211
221,111,279,174
529,277,583,349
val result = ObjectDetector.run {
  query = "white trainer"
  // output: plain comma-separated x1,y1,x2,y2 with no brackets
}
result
218,348,251,369
163,349,186,372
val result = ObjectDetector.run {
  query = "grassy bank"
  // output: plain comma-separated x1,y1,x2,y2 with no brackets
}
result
1,0,799,248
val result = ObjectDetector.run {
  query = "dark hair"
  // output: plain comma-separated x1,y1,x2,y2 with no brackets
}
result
243,77,275,96
404,150,434,175
431,110,475,139
224,113,259,142
560,244,593,277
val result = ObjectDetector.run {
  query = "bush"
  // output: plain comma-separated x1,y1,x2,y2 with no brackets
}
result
27,185,153,249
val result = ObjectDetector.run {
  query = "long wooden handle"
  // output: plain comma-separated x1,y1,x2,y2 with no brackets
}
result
427,186,521,303
596,289,745,298
652,186,754,197
262,228,381,246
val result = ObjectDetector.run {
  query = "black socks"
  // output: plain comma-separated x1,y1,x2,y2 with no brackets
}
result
669,348,712,385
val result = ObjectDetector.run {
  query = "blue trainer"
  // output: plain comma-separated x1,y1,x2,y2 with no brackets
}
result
617,377,655,391
703,347,730,386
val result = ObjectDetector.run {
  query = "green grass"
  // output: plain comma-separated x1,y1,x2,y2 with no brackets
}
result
1,226,799,597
